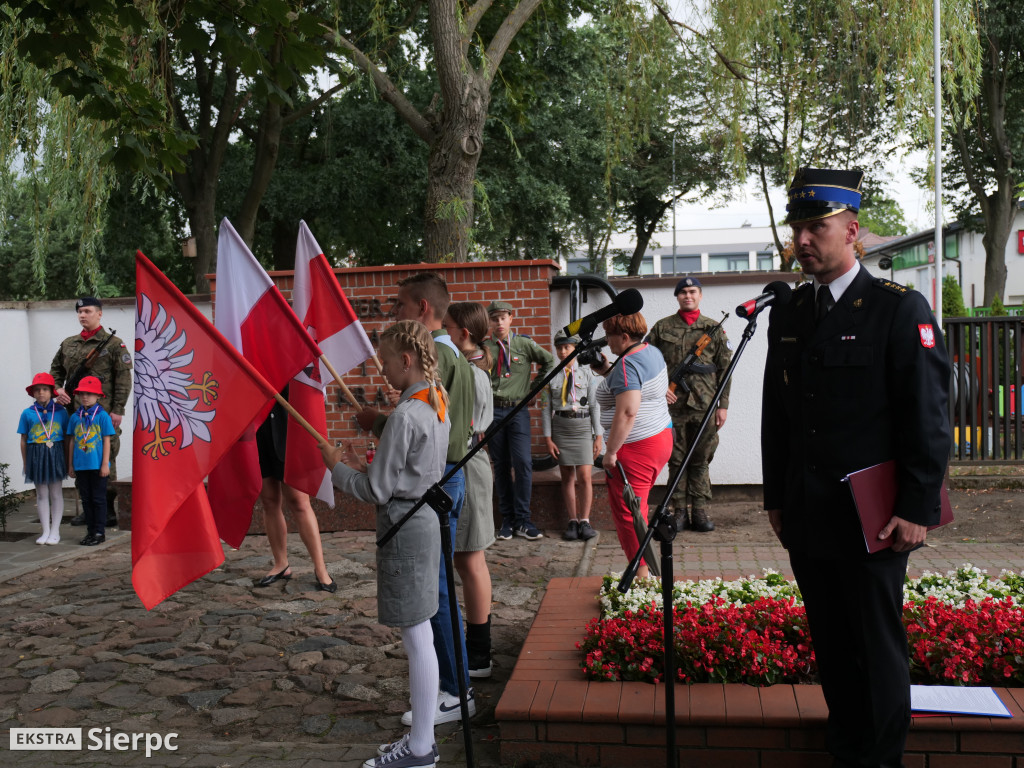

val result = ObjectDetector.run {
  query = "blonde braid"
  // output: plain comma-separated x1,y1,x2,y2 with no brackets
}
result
382,320,448,416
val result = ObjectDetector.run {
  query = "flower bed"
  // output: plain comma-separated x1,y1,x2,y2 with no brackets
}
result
579,566,1024,687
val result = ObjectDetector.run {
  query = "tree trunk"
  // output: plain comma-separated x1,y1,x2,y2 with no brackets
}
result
981,180,1014,305
234,98,284,250
423,75,490,262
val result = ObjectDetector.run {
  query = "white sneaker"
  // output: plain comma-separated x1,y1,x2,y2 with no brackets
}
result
401,688,476,726
377,733,439,763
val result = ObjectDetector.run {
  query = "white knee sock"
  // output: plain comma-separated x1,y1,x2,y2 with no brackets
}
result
47,482,63,540
36,485,51,543
401,620,438,756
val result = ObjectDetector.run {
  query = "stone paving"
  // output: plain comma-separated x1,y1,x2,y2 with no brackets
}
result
2,496,1023,767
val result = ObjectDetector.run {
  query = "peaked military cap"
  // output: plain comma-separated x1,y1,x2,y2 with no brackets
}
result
487,300,514,315
554,330,581,346
785,167,864,224
674,276,703,295
75,296,102,310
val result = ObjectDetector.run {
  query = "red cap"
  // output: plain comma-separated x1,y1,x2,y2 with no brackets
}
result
26,372,57,397
75,376,105,396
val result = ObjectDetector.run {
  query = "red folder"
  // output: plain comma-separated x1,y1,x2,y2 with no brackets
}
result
844,460,953,553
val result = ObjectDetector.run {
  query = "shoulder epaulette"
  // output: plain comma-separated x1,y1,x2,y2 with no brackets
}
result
873,277,908,295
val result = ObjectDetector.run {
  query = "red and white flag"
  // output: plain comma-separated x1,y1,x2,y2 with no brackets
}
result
133,251,277,609
207,218,323,547
285,221,375,504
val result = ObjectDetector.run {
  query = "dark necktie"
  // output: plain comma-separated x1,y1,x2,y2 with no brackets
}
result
816,285,834,324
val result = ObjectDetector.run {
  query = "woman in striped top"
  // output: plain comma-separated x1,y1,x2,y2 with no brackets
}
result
591,312,673,579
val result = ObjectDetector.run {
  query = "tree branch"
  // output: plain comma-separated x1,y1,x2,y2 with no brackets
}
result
651,0,750,83
281,79,352,127
327,30,435,144
465,0,493,42
482,0,543,86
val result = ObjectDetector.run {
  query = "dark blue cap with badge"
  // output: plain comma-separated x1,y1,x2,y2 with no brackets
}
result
674,276,702,295
785,167,864,224
75,296,102,310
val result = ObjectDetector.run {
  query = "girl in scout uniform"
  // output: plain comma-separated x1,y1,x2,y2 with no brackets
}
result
18,373,69,545
442,301,496,679
320,320,449,768
542,332,602,541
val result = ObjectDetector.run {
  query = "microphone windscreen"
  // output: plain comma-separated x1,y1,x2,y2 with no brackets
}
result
616,288,644,314
765,281,793,307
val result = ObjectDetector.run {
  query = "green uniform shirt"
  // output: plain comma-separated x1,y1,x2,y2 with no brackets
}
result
484,332,555,402
372,330,474,464
648,312,732,414
50,327,133,415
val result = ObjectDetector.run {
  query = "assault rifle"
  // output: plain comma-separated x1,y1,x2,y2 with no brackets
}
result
64,328,118,407
668,314,728,396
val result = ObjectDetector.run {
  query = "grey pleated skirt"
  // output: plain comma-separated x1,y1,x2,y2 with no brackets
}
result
376,498,440,627
551,415,594,466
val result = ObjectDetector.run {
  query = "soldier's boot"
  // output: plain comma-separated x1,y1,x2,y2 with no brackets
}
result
689,508,715,533
672,508,690,533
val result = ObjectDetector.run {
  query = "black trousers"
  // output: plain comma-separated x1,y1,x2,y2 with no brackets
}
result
76,470,109,537
790,550,910,768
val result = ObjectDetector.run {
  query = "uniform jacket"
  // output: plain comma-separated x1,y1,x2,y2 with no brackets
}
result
761,267,951,557
50,328,133,415
484,333,555,402
648,312,732,414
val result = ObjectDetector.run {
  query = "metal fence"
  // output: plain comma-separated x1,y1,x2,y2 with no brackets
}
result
945,316,1023,463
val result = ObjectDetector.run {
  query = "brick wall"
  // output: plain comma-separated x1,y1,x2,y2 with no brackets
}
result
210,259,560,450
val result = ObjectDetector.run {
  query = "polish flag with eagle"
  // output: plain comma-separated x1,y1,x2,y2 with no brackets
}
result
132,251,277,608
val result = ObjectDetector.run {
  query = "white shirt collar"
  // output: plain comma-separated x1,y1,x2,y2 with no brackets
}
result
814,261,861,303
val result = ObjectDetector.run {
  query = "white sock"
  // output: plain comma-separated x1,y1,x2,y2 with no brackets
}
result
401,620,438,756
35,484,50,542
47,482,63,540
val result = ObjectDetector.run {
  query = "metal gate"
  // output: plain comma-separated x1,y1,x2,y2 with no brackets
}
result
945,317,1023,463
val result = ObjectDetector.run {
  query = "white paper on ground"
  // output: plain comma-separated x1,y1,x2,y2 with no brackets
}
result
910,685,1012,717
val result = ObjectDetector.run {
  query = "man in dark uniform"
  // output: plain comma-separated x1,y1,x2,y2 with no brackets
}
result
51,297,133,526
761,168,951,768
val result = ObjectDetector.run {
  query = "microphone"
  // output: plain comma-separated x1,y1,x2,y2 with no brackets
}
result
736,281,793,318
562,288,644,338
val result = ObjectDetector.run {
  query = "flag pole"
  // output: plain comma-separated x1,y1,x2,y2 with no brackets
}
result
273,391,330,448
319,354,363,410
372,353,384,376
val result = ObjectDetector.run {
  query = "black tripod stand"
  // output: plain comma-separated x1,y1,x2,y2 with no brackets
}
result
377,330,607,768
617,309,765,768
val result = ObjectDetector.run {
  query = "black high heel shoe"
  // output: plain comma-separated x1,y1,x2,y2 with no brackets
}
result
315,577,337,593
255,566,292,587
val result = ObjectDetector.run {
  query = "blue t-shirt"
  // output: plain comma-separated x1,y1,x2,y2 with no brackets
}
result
17,402,69,445
68,405,115,471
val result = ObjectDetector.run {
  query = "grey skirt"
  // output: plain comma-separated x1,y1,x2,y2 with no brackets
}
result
551,415,594,466
376,498,440,628
456,449,496,552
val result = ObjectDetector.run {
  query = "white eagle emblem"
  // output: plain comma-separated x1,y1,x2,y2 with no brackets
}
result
134,293,219,458
918,324,935,349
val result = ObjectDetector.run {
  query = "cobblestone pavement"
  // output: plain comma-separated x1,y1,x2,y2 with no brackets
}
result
2,499,1023,767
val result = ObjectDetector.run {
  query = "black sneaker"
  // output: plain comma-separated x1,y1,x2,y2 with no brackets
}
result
563,520,579,541
496,524,513,540
514,523,543,541
577,520,597,540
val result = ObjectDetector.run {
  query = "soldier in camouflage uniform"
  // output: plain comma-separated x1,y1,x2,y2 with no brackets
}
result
51,297,133,524
647,277,732,532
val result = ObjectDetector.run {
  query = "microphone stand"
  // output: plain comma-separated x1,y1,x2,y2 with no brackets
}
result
617,309,765,768
377,329,605,768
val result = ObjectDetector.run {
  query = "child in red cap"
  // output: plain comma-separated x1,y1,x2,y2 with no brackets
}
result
17,373,69,544
67,376,115,546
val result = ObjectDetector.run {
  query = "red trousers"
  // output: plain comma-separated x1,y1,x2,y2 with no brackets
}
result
605,428,673,567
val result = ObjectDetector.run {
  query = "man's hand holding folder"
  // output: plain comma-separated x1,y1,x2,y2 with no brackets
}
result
844,460,953,553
